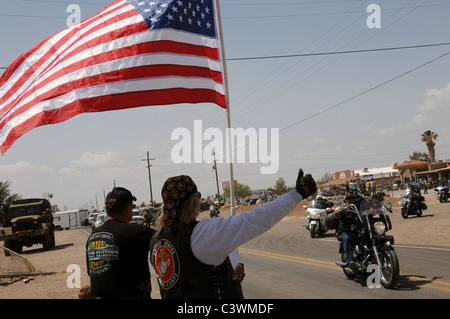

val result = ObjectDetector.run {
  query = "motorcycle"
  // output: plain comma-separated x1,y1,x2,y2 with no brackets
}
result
400,189,426,219
210,204,220,218
303,199,333,238
435,186,449,203
333,196,399,289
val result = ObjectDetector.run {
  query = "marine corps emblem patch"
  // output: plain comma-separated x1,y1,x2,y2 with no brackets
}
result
152,239,180,289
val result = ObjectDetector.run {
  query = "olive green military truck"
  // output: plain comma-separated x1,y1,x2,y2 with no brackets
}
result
0,198,55,254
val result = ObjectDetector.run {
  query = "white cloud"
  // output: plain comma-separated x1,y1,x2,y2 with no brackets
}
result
363,122,395,136
418,83,450,111
70,151,125,170
406,113,428,128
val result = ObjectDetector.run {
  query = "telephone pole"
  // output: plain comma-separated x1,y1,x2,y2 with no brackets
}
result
213,152,221,204
142,151,155,206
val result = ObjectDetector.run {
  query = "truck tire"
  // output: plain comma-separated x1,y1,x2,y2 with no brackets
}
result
42,229,54,251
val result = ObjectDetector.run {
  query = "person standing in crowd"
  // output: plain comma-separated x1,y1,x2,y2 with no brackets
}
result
86,187,155,299
149,169,317,299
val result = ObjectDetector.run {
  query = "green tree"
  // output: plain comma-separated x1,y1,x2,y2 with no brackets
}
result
273,177,287,195
224,182,252,201
421,130,438,163
316,172,332,185
409,151,430,162
0,180,21,226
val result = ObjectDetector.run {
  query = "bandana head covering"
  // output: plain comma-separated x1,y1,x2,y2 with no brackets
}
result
161,175,197,226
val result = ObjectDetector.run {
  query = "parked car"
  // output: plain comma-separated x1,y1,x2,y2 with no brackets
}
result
93,213,107,229
89,212,102,226
130,209,145,225
200,201,211,212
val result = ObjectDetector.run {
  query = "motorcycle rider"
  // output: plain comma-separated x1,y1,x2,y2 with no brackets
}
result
325,192,362,271
315,194,334,211
409,184,425,211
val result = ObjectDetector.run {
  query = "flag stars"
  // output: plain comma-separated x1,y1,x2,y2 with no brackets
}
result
130,0,215,37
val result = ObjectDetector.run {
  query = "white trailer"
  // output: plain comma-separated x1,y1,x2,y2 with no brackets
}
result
53,209,90,231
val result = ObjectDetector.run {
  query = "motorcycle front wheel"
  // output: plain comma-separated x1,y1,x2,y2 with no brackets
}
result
310,224,317,238
380,249,400,289
401,207,408,219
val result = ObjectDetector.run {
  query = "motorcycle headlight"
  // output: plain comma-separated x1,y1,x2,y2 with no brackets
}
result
314,213,321,219
374,221,386,235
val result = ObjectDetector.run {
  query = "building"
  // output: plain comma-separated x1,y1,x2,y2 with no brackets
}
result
394,160,450,181
354,167,400,185
319,166,400,195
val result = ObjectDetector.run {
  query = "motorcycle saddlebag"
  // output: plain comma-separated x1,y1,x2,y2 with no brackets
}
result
421,202,427,210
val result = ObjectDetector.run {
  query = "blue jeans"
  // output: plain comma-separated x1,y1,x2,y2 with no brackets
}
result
342,232,357,263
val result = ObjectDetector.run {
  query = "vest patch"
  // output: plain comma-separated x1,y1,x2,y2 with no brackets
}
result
87,232,119,276
152,239,180,290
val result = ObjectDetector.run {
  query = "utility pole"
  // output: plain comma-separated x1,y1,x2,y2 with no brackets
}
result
213,152,221,204
142,151,155,206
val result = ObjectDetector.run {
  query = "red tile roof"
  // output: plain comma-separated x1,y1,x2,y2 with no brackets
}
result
394,161,429,169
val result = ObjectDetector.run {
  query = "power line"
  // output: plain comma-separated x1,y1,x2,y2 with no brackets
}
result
3,42,448,70
227,42,450,61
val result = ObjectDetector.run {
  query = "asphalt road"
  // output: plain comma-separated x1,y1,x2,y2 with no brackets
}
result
238,218,450,299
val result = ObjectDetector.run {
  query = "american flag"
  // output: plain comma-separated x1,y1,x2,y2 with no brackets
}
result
0,0,226,154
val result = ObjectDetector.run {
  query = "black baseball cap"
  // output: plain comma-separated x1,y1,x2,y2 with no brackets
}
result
105,187,136,207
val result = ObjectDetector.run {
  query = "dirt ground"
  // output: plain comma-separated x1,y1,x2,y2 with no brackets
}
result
0,190,448,299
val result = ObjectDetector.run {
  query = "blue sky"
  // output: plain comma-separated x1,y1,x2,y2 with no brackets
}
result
0,0,449,210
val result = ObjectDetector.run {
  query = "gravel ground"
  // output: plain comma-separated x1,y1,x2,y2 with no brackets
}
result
0,190,448,299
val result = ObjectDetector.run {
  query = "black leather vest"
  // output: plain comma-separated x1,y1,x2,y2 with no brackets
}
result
150,222,243,299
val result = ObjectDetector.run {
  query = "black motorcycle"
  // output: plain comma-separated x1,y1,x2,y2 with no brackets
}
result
401,189,426,219
333,196,399,289
435,186,449,203
209,204,220,218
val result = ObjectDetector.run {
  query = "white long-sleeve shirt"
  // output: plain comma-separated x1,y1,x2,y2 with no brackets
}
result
191,189,303,266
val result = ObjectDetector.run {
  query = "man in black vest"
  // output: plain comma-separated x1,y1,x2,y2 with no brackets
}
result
150,170,316,298
86,187,155,299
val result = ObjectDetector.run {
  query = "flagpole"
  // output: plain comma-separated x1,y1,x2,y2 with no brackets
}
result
214,0,236,216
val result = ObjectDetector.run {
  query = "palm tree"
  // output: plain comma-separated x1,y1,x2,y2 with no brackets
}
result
421,130,439,163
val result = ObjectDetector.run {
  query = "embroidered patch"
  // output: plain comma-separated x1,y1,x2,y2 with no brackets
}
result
87,232,119,276
152,239,180,290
